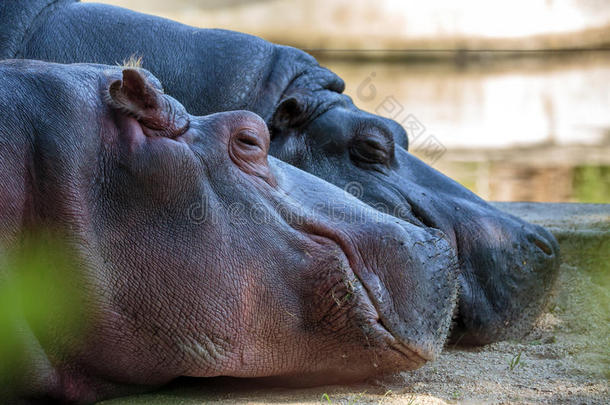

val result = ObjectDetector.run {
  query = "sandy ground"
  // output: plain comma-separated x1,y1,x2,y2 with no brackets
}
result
100,261,609,405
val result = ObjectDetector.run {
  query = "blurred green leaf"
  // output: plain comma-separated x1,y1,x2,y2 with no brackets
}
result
0,231,89,392
572,166,610,204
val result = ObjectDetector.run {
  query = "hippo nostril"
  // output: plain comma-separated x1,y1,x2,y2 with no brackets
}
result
530,235,553,256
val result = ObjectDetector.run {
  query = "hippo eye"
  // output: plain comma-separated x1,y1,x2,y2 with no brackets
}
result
350,138,390,169
231,128,269,163
236,130,261,149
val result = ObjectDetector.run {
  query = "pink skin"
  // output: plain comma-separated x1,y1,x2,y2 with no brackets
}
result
2,63,457,404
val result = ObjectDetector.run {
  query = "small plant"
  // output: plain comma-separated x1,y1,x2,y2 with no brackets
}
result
451,390,462,400
347,391,366,405
405,393,418,405
321,393,332,404
378,390,397,404
508,350,524,371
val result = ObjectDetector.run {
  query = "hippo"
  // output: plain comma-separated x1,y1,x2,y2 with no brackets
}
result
0,60,459,403
0,0,560,345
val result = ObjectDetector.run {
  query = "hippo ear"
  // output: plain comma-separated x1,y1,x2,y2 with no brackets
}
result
107,69,189,138
271,92,309,129
108,69,160,114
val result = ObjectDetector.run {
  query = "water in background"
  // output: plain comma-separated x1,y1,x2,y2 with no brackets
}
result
321,52,610,203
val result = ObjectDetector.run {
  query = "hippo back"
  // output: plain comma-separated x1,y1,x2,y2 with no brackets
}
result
5,1,344,123
0,0,76,60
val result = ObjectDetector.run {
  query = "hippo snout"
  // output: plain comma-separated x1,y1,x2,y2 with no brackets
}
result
270,159,460,374
317,217,459,366
368,223,458,362
450,213,561,345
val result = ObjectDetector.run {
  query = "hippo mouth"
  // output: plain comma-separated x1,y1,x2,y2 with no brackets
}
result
348,272,433,367
304,226,452,368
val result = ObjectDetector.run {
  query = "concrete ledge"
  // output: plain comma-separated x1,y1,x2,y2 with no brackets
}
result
491,202,609,235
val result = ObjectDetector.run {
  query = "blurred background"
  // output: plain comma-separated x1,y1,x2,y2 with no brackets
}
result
89,0,610,203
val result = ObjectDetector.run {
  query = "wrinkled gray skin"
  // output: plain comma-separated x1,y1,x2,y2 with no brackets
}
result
0,60,459,404
0,1,559,345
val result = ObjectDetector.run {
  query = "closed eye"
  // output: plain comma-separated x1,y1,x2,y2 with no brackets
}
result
351,137,390,167
236,130,262,149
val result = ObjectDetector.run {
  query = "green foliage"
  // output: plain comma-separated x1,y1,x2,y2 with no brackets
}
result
572,165,610,204
508,350,524,371
0,232,88,389
319,391,368,404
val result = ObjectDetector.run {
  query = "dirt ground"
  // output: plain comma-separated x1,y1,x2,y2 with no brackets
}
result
101,262,609,405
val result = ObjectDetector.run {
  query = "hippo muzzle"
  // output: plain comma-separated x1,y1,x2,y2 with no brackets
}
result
383,147,560,345
267,169,460,364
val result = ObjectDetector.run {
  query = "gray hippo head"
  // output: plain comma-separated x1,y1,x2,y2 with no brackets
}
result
269,84,560,345
0,61,459,403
